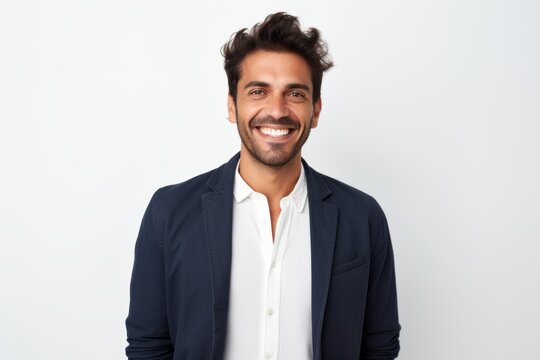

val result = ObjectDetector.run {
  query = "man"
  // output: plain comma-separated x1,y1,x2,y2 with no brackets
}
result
126,12,400,360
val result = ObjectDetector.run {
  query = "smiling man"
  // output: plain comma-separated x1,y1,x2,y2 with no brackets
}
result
231,50,318,167
126,12,401,360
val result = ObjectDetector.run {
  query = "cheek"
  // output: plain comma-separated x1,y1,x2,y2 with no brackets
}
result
297,110,314,128
292,103,313,117
240,107,263,124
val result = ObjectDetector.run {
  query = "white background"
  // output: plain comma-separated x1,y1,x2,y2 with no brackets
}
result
1,0,539,359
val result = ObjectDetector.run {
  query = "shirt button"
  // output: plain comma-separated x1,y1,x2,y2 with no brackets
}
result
270,260,276,268
264,351,273,359
267,308,274,316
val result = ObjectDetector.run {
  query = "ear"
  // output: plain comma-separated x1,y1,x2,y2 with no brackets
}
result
227,94,237,123
310,97,322,129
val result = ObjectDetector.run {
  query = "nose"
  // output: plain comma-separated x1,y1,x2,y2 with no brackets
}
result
264,93,290,120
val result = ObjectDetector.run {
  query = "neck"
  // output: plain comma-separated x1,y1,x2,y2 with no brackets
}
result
238,146,302,203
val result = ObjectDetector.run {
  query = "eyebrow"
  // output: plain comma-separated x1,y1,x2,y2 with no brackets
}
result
243,81,310,91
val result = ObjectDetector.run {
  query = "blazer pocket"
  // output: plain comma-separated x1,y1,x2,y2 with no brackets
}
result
331,256,367,276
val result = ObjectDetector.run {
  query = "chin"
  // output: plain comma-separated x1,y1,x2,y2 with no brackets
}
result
253,148,300,167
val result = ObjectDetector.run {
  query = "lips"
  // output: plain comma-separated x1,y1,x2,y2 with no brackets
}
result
254,125,297,141
259,127,291,137
250,115,299,143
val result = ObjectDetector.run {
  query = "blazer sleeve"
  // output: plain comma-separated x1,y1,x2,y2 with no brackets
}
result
125,189,174,359
360,202,401,359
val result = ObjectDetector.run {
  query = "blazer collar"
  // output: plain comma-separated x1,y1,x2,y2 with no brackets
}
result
206,152,240,191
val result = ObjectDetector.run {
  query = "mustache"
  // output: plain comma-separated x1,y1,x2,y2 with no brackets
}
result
250,116,299,129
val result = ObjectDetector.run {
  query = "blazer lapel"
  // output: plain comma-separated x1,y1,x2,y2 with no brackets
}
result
202,153,239,360
303,159,338,360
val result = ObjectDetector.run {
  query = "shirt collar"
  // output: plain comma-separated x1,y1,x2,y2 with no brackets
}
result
233,160,254,203
233,160,308,213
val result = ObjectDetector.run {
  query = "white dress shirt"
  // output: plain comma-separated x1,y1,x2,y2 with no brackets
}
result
223,160,312,360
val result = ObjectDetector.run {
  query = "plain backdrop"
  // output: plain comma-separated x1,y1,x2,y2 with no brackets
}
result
1,0,539,359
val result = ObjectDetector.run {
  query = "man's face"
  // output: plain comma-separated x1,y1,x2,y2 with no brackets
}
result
228,50,322,167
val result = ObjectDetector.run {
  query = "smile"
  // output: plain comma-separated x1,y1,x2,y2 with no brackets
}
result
258,127,291,137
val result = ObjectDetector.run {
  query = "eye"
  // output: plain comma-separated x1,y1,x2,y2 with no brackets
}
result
288,91,306,98
289,91,305,97
249,89,265,96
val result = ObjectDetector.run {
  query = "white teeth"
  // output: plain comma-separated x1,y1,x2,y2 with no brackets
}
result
259,127,291,137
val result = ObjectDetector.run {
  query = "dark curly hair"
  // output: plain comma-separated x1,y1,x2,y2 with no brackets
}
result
221,12,334,105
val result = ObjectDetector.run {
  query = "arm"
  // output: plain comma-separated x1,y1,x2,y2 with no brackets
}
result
125,189,174,359
360,202,401,359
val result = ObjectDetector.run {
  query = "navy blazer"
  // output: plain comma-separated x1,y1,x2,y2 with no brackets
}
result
126,153,400,359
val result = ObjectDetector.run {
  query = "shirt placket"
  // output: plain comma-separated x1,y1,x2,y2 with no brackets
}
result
261,199,288,360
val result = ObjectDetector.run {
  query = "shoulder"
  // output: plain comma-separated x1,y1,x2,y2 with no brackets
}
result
322,173,377,204
307,166,391,249
155,169,214,203
308,166,385,221
148,161,227,217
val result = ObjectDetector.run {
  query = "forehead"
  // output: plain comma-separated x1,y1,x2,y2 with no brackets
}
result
238,50,312,89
